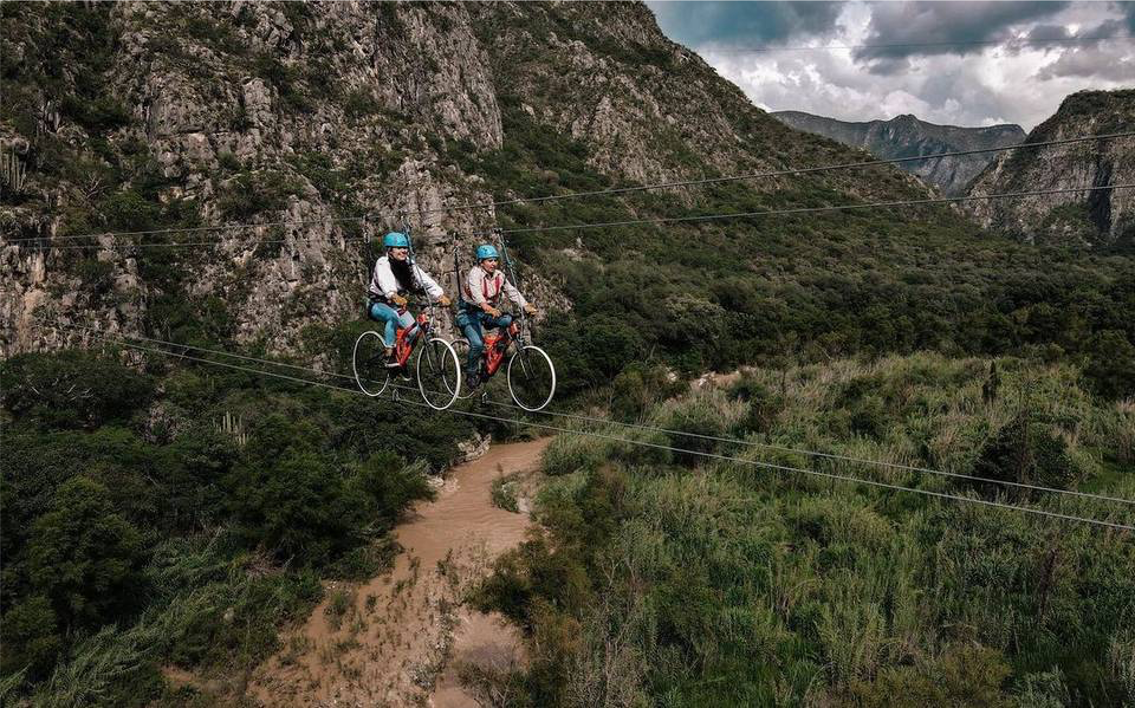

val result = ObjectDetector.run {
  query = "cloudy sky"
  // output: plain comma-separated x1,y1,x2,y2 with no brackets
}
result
647,1,1134,129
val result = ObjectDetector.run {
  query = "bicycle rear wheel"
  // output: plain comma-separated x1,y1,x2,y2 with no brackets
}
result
507,344,556,411
352,331,390,397
416,337,461,410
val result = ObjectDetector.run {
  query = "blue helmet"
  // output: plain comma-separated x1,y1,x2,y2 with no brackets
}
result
475,244,499,261
383,232,409,249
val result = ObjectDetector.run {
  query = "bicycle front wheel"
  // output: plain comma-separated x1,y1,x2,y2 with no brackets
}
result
507,344,556,412
416,337,461,410
352,330,391,397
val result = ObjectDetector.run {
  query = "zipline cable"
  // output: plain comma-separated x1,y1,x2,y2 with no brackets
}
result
482,184,1135,237
7,131,1134,246
25,183,1135,251
700,34,1135,54
472,394,1135,507
36,317,1135,512
421,130,1135,216
36,320,1135,533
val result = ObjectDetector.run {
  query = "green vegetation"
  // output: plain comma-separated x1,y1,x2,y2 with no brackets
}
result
3,5,1134,706
0,348,482,704
474,353,1135,707
457,98,1135,401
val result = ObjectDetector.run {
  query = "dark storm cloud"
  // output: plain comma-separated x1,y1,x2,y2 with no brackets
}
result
651,2,1134,130
645,1,844,47
854,1,1070,62
1118,1,1135,32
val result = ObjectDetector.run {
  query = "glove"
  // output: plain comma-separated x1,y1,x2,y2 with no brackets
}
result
438,294,452,307
391,294,408,307
524,303,538,316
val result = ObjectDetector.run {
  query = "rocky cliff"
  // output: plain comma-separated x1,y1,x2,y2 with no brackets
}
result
772,110,1025,196
964,89,1135,248
0,1,933,359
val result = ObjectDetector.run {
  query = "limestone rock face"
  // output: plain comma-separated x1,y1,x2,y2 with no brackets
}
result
964,89,1135,248
0,1,933,357
1,1,506,356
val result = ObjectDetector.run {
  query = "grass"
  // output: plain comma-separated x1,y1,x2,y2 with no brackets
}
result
473,352,1135,707
491,471,523,513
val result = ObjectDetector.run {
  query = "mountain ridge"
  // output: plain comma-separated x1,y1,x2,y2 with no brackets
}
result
964,88,1135,248
772,109,1025,195
0,1,934,360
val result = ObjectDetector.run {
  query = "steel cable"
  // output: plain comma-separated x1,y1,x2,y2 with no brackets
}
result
32,318,1135,531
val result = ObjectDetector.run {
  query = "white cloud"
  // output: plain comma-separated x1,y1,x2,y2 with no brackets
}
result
653,1,1135,130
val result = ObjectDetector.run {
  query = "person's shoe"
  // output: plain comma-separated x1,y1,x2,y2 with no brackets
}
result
466,372,482,390
384,347,401,368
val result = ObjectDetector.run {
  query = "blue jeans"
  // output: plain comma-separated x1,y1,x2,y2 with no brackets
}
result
368,301,415,348
456,306,512,377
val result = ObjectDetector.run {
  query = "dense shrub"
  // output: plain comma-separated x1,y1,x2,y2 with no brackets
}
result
26,477,145,630
1083,330,1135,400
474,354,1135,707
974,416,1081,492
0,351,154,430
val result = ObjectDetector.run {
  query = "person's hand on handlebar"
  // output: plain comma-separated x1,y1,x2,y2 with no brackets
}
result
438,294,452,307
391,294,408,307
482,303,502,318
524,303,538,317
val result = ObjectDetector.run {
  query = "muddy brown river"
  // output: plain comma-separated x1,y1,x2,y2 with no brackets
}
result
249,438,548,707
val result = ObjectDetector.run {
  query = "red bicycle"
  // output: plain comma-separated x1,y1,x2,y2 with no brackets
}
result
450,313,556,412
352,300,462,410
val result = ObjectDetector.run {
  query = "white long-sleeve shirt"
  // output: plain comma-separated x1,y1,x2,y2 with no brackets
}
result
463,265,528,309
369,256,444,301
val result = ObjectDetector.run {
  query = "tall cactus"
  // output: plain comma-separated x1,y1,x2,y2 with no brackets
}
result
219,411,249,447
0,144,27,198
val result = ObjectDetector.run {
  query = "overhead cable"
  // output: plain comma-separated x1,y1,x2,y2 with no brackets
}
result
33,318,1135,531
24,183,1135,251
699,34,1135,54
423,130,1135,216
486,184,1135,237
7,131,1133,246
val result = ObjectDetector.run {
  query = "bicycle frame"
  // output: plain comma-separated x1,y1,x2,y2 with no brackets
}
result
481,318,522,377
391,306,431,367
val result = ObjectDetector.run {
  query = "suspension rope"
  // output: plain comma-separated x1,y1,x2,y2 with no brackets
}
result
7,131,1133,247
473,396,1135,507
39,317,357,382
37,316,1135,507
23,183,1135,251
482,184,1135,237
701,34,1135,54
422,131,1135,217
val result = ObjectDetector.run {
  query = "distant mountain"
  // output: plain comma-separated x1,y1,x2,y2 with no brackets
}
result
772,110,1025,196
965,89,1135,248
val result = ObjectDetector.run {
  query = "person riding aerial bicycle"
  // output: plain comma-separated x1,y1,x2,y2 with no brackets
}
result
369,232,451,367
458,243,538,387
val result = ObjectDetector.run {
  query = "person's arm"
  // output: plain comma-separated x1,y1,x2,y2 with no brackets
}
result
375,259,400,299
502,276,529,309
414,265,446,301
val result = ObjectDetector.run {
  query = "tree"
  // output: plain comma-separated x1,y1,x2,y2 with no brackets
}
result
1083,330,1135,400
0,351,154,430
27,477,144,630
226,452,366,565
0,596,62,680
